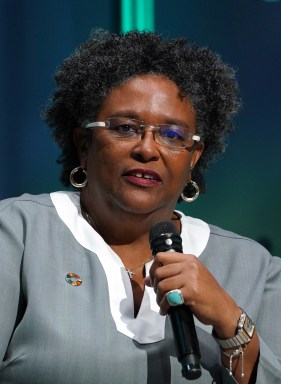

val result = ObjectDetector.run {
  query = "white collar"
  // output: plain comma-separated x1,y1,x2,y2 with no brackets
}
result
50,191,210,343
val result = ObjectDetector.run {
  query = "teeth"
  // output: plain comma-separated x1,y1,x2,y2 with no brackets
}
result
133,172,155,180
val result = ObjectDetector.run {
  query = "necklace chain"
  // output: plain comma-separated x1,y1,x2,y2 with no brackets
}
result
80,200,153,279
125,258,153,279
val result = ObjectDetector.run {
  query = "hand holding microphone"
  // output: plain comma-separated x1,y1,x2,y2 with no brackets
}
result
148,221,242,380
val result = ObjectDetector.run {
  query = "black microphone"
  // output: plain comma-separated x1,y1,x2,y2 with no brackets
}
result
149,221,202,380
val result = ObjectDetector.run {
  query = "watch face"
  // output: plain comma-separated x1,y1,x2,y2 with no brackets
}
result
244,315,255,338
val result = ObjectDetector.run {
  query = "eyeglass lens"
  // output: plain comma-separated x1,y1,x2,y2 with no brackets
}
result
106,117,195,149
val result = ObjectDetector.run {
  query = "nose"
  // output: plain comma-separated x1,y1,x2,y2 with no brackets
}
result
130,129,160,162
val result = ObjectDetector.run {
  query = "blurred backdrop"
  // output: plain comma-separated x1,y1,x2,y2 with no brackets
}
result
1,0,280,255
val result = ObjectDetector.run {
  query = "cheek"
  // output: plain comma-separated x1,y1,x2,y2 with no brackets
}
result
87,139,128,170
166,152,192,179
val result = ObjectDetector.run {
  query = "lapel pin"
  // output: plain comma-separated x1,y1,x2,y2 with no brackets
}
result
65,273,82,286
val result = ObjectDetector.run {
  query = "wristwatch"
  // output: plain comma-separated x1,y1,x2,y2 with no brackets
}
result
212,310,255,350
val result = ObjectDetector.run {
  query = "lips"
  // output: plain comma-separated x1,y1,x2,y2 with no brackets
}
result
124,169,161,180
123,168,162,186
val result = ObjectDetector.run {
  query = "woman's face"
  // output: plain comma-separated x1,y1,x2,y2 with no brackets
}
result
76,75,203,216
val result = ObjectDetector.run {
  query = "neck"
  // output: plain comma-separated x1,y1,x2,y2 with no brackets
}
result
80,191,181,246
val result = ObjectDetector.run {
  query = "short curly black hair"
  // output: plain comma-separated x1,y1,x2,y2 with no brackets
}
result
43,29,241,196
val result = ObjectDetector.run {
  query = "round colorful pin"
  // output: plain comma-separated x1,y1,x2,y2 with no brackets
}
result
65,273,82,286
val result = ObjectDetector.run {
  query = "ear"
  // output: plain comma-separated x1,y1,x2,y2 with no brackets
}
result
190,141,204,170
73,127,89,168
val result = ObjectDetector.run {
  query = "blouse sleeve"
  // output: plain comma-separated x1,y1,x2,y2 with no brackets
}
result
254,255,281,383
0,202,24,363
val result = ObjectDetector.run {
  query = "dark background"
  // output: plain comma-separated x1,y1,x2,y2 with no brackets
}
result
1,0,280,255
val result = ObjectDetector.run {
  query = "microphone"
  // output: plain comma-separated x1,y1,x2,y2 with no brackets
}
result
149,221,202,380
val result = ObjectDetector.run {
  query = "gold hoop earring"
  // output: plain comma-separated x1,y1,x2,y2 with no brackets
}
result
181,180,200,202
70,166,87,188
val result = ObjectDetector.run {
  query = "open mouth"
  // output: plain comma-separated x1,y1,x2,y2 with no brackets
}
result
131,172,158,180
123,169,162,184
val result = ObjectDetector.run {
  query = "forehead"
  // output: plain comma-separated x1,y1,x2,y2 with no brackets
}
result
97,75,196,126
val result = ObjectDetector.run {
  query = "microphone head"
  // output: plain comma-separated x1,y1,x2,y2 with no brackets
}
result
149,221,182,255
149,221,179,241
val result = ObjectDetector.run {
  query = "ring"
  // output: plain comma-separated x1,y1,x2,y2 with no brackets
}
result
166,289,184,306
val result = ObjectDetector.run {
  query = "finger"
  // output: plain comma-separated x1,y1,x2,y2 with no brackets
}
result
154,274,185,312
159,285,186,315
148,253,166,287
154,251,184,266
150,252,186,287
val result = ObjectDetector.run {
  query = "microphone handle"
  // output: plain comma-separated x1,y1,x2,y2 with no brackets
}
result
169,305,201,380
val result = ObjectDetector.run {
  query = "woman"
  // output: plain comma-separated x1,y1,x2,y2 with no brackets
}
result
0,30,280,383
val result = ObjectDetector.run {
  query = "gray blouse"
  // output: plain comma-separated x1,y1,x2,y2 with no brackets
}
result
0,192,280,383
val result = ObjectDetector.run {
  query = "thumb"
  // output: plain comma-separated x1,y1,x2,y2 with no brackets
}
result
143,275,154,287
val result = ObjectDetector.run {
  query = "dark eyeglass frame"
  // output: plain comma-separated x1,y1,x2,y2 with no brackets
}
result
83,117,201,151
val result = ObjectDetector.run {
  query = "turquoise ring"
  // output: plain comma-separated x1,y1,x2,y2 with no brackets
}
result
166,289,184,306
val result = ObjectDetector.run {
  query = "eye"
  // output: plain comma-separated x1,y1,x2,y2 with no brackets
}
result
159,125,185,141
113,124,134,132
108,118,139,136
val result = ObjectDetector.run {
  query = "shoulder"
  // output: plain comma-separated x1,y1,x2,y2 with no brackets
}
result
208,223,269,254
0,193,54,212
0,193,57,229
178,210,273,263
0,192,77,247
203,223,276,279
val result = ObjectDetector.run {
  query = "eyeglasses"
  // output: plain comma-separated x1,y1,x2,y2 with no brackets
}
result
84,117,201,150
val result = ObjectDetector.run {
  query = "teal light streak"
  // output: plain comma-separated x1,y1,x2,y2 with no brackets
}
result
121,0,154,33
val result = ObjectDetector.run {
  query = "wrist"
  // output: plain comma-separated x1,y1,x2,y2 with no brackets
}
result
212,306,242,340
212,309,255,350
